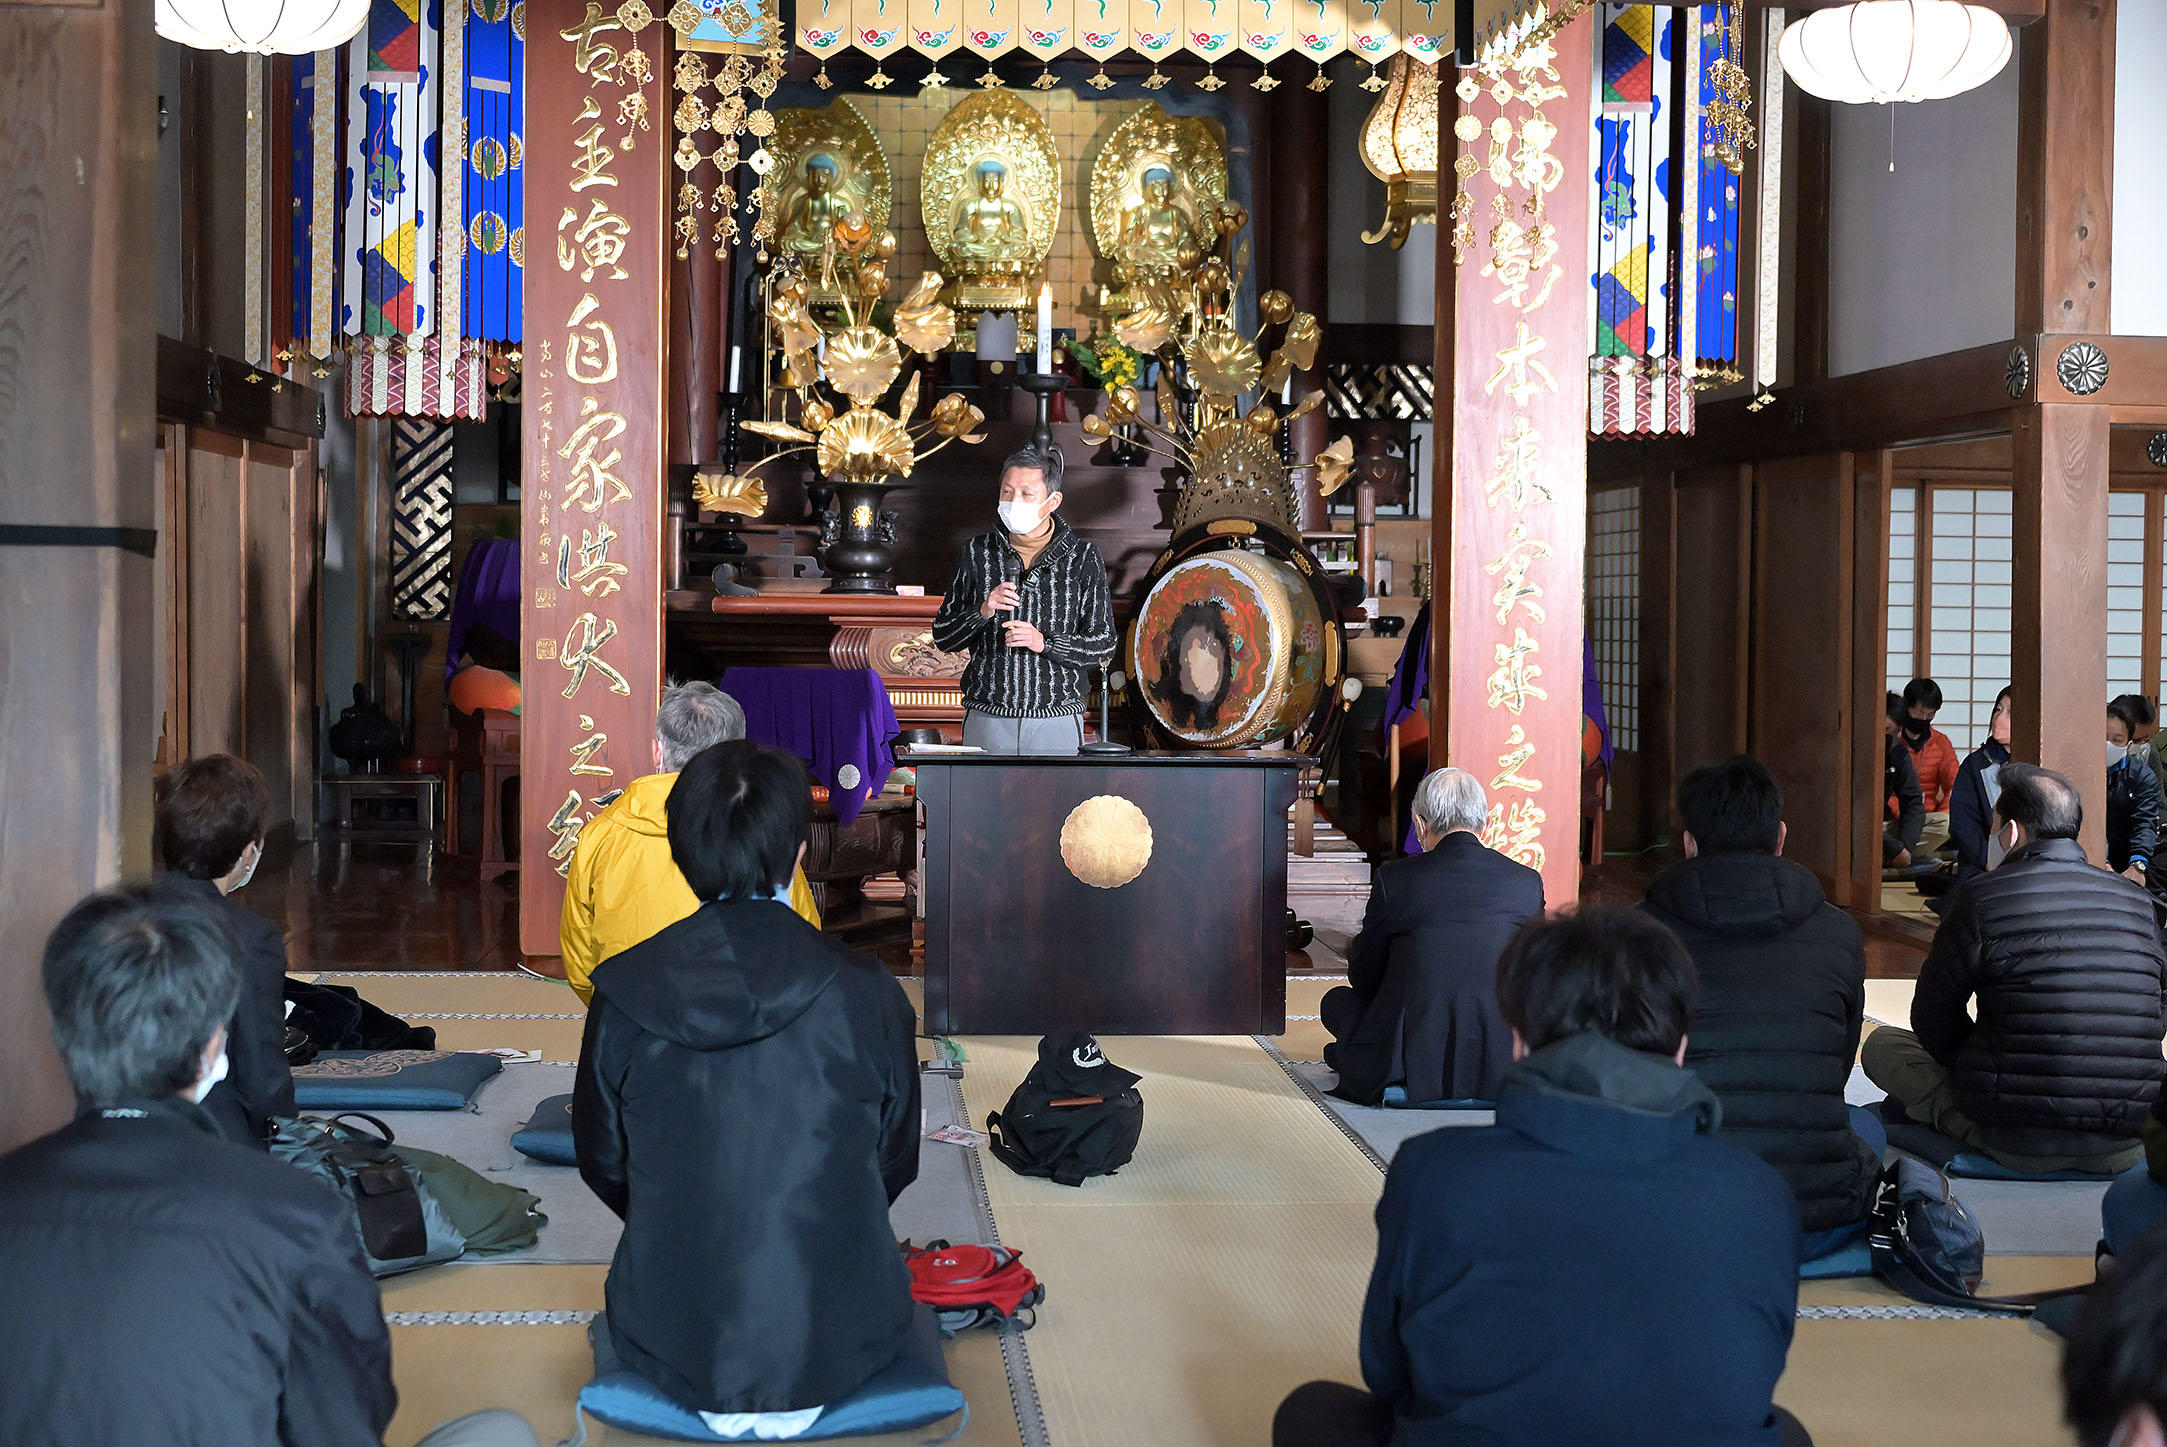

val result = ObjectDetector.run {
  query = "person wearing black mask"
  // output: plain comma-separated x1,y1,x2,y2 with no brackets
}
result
1948,686,2013,878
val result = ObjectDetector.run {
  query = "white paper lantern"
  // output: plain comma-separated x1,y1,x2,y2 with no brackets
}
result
1778,0,2012,104
156,0,368,55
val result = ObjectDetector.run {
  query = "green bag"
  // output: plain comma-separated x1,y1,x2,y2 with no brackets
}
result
389,1142,547,1255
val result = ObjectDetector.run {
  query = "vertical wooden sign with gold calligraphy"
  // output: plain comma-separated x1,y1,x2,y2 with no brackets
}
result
521,0,669,957
1432,11,1592,907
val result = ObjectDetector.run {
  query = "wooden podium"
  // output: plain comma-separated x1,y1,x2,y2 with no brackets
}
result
910,751,1306,1036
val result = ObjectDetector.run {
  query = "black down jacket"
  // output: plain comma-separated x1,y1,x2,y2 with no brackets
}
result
574,897,921,1416
1643,851,1879,1234
1915,837,2167,1159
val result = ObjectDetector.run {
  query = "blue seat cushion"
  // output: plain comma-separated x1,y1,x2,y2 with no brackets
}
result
1381,1086,1492,1111
511,1093,578,1165
291,1050,503,1110
1799,1240,1872,1280
579,1307,964,1442
1884,1120,2133,1182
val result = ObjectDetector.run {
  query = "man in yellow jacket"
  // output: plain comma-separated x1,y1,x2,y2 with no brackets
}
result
560,681,821,1003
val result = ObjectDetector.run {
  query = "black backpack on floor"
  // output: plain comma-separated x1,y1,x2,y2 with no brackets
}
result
986,1033,1143,1187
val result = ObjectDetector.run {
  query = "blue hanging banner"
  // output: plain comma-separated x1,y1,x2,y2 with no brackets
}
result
464,0,525,344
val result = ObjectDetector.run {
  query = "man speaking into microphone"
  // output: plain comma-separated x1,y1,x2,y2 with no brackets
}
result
930,444,1116,754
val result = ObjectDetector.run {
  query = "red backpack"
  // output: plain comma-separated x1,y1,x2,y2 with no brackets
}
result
901,1241,1044,1334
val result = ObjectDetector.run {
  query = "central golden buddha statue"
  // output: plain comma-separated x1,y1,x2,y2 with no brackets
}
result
922,92,1060,314
1115,164,1195,272
949,160,1033,264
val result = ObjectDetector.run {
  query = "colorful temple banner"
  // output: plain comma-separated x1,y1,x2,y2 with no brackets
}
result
1237,0,1291,66
909,0,966,59
677,0,780,51
1182,0,1236,64
1292,0,1345,66
464,0,526,343
1694,2,1740,384
799,0,851,57
1400,0,1448,58
1344,0,1402,68
344,0,444,338
961,0,1022,61
1076,0,1127,61
854,0,908,64
520,0,670,954
1021,0,1074,61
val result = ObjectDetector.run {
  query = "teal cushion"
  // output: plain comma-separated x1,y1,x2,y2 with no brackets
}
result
579,1307,964,1441
1799,1241,1872,1279
510,1094,577,1166
291,1050,502,1110
1381,1085,1492,1111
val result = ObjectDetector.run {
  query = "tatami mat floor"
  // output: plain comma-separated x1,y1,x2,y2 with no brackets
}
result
326,969,2095,1447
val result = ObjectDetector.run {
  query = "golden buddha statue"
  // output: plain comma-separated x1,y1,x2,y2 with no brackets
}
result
949,160,1033,264
1087,104,1228,316
768,99,891,303
922,92,1060,313
1115,165,1195,272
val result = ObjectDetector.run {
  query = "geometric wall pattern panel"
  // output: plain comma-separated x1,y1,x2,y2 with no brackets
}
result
1324,362,1435,422
390,417,456,620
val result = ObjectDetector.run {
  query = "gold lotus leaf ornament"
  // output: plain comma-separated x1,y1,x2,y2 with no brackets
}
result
1115,304,1175,353
1106,385,1142,425
1260,351,1294,395
1245,403,1279,437
827,326,903,402
893,272,957,355
1081,411,1113,440
896,368,921,425
1280,312,1322,370
1186,330,1262,399
693,471,770,518
1315,435,1355,497
930,392,986,440
744,418,817,444
855,258,889,298
800,397,835,431
1284,389,1327,425
768,287,821,359
817,403,916,480
1259,289,1294,325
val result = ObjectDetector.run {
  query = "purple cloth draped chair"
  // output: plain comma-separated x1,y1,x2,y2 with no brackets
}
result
722,668,899,827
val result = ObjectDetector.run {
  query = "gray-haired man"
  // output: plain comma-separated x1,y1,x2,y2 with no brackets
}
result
1322,767,1546,1107
930,444,1117,755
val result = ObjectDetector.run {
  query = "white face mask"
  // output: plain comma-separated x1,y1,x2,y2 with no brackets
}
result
1987,823,2015,870
227,842,261,893
189,1047,230,1105
2110,740,2129,767
997,499,1042,535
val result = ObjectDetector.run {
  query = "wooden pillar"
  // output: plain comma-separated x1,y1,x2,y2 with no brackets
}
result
1639,461,1677,847
520,0,671,957
1270,86,1330,531
2011,0,2114,861
1431,15,1594,905
0,0,159,1150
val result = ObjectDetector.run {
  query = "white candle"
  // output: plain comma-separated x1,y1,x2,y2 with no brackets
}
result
728,345,741,395
1035,283,1053,376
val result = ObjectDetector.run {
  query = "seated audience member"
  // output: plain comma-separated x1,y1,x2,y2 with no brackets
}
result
2101,1071,2167,1259
2113,693,2167,815
2063,1218,2167,1447
1643,756,1881,1257
1864,764,2165,1174
0,884,536,1447
560,680,821,1004
1949,686,2013,878
152,753,294,1145
2108,699,2162,886
1896,678,1960,821
574,740,921,1427
1884,695,1926,868
1323,766,1544,1106
1276,908,1806,1447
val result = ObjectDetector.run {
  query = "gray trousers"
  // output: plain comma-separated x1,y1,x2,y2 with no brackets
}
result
414,1409,540,1447
962,710,1083,755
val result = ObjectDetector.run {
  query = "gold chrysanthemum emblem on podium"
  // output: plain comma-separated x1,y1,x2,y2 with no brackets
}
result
1059,795,1154,890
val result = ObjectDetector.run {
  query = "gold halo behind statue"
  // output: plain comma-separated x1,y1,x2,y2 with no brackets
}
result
922,91,1060,314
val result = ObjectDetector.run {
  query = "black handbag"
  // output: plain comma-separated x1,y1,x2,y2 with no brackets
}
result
986,1033,1144,1188
1869,1156,2087,1315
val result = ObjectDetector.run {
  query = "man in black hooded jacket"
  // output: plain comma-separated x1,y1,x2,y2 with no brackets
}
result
575,739,921,1421
1643,757,1880,1258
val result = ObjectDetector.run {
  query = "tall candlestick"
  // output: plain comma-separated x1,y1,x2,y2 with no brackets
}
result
1035,283,1053,375
727,345,741,396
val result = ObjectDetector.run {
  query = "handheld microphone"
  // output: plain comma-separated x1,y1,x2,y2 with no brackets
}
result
997,552,1021,633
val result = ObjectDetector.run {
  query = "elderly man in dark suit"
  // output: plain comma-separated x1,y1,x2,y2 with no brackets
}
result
1322,767,1545,1106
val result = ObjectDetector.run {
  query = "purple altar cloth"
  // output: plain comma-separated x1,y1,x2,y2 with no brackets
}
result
445,538,522,687
722,667,898,827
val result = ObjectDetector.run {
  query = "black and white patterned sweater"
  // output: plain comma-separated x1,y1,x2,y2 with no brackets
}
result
929,514,1116,719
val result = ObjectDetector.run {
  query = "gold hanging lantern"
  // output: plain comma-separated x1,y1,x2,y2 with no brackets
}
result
1359,56,1442,249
